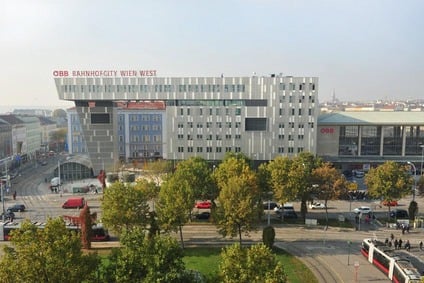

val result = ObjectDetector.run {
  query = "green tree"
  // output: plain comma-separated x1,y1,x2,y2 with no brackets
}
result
101,181,151,235
157,177,194,249
262,226,276,249
365,161,413,215
103,227,193,283
267,152,323,220
0,218,99,283
219,243,287,283
173,156,216,200
214,157,260,245
409,201,418,220
143,159,174,186
312,162,348,227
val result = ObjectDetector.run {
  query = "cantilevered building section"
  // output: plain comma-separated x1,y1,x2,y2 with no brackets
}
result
54,74,319,174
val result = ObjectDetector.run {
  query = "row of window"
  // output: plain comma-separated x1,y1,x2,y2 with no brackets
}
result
278,134,305,140
177,146,242,153
62,82,315,94
175,146,304,154
118,114,162,122
122,125,162,131
279,83,316,91
279,94,315,103
278,147,304,153
178,134,242,140
178,122,242,129
279,108,314,116
62,84,246,93
279,122,315,129
119,135,162,143
179,108,242,116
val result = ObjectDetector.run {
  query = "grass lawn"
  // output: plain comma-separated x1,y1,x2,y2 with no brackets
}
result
183,246,317,283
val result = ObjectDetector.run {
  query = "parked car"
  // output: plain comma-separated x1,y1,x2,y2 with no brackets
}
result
382,200,398,207
274,203,295,214
353,170,365,178
194,201,211,209
195,212,211,220
309,202,326,209
281,210,298,219
353,206,371,214
263,201,279,210
7,204,26,212
62,197,85,209
390,209,409,219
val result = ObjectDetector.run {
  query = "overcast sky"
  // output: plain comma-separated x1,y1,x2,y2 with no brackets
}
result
1,0,423,110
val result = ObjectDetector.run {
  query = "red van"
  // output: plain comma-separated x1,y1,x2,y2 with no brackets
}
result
62,197,85,209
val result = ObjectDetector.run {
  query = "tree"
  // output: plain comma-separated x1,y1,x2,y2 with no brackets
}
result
312,162,348,227
219,243,287,283
262,226,276,249
101,181,151,235
52,108,67,119
49,128,67,152
267,152,323,220
365,161,413,215
409,201,418,221
80,203,92,249
0,218,99,283
143,159,174,186
157,177,194,249
102,227,193,283
173,157,216,201
214,157,260,245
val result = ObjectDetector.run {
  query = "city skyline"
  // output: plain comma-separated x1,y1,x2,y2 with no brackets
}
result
1,0,423,108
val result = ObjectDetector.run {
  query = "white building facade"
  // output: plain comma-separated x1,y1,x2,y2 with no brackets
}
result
55,73,319,174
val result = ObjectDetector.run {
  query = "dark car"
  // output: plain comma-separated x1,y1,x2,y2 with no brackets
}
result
195,212,211,220
263,201,279,210
1,211,15,221
7,204,26,212
390,209,408,219
281,210,298,219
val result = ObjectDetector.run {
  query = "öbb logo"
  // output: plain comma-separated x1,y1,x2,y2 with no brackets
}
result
53,70,69,77
320,128,335,134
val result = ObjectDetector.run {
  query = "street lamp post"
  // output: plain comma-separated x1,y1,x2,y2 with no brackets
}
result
407,162,416,202
420,144,424,176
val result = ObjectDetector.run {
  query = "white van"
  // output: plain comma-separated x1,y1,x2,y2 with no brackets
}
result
50,177,61,187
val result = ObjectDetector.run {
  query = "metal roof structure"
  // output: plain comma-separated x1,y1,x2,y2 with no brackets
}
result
318,111,424,125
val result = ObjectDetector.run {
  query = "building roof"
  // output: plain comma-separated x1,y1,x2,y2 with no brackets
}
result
63,154,92,168
318,111,424,126
0,115,24,125
38,116,56,125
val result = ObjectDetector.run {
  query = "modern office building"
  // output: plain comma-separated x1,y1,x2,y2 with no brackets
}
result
55,72,319,174
317,111,424,172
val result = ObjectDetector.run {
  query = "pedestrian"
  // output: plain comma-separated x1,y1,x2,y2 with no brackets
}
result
405,240,410,251
390,233,395,241
388,241,392,248
399,239,403,249
385,238,389,246
420,241,423,250
12,191,16,200
394,239,398,249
